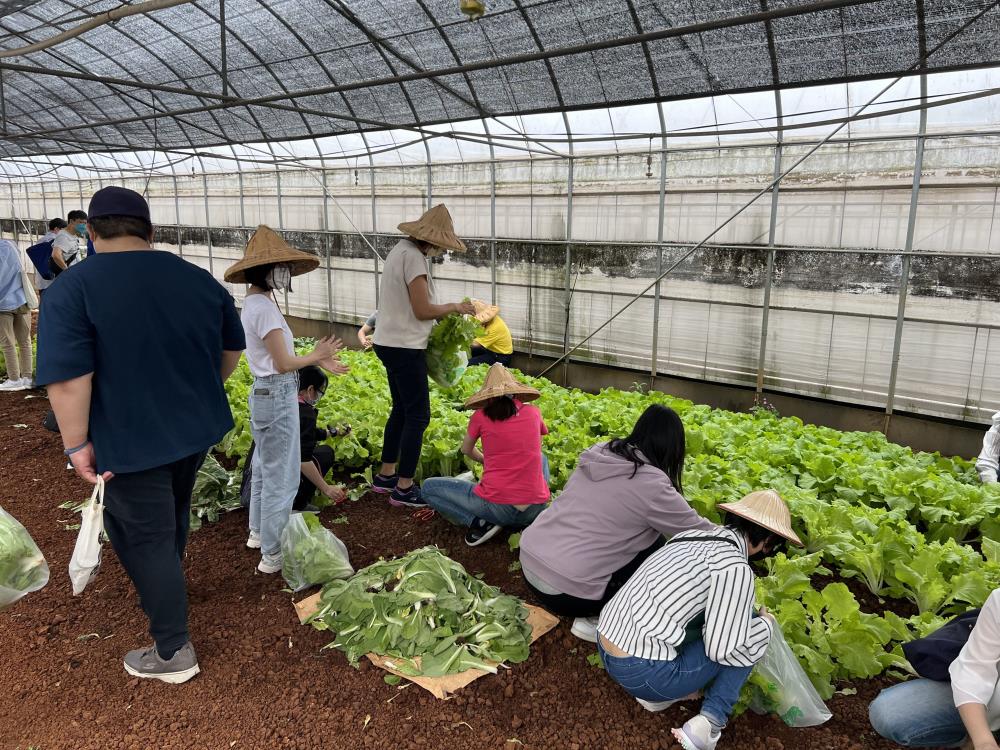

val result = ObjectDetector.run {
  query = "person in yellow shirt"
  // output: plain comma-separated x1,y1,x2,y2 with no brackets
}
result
470,300,513,366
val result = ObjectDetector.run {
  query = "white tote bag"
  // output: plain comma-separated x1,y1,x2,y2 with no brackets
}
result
69,477,105,596
20,270,38,311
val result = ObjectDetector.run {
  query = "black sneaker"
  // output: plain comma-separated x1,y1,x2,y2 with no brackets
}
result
389,484,426,508
465,517,503,547
370,472,398,494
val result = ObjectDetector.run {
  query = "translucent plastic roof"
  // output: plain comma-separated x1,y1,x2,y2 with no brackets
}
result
2,0,1000,159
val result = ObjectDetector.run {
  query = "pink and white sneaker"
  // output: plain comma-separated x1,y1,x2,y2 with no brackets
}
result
672,714,722,750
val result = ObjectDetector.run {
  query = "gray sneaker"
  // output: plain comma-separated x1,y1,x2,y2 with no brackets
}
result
123,642,200,684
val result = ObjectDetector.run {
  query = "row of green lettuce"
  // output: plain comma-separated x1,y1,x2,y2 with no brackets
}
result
220,347,1000,698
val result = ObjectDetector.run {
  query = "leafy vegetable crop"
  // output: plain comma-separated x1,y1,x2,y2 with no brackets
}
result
222,345,1000,699
425,312,483,388
190,454,242,531
307,546,532,676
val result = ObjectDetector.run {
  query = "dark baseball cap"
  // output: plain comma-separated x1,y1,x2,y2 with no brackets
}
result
87,186,151,222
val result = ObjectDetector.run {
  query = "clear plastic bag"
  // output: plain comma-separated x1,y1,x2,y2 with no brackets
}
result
281,513,354,592
0,504,50,609
427,350,468,389
749,621,832,727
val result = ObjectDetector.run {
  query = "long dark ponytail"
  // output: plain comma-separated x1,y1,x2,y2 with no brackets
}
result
606,404,685,493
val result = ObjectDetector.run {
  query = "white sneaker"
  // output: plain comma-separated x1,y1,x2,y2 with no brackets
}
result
570,616,599,643
638,691,700,712
638,697,680,712
0,378,27,391
257,554,282,574
672,715,722,750
246,531,261,549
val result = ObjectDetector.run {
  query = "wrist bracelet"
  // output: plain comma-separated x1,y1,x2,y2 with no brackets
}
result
63,441,90,456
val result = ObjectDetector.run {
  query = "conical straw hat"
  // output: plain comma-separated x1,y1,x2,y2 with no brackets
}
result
224,225,320,284
464,364,540,410
472,299,500,324
397,204,467,253
717,489,803,547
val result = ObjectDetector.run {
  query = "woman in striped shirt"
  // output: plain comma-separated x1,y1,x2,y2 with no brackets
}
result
597,490,803,750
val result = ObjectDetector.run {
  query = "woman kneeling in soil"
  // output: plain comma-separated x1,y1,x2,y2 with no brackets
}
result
869,588,1000,749
518,404,717,643
423,364,550,547
598,490,801,750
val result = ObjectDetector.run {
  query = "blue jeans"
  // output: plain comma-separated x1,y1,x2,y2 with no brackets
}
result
248,372,300,558
869,679,975,747
423,456,550,528
598,638,753,728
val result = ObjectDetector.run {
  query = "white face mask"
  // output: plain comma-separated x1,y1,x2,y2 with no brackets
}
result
266,264,292,291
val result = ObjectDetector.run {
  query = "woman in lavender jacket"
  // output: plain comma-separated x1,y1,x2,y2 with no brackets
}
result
519,404,717,644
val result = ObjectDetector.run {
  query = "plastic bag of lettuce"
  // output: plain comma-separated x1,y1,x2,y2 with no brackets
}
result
0,505,49,610
425,312,482,388
281,512,353,592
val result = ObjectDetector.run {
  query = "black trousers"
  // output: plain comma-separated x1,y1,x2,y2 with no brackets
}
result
523,536,666,618
469,349,513,367
293,444,335,510
374,344,431,479
102,450,207,658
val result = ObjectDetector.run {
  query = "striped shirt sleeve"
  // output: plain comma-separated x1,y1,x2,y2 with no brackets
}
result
703,561,772,667
976,413,1000,482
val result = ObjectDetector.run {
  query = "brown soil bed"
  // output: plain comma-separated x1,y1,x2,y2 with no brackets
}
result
0,390,936,749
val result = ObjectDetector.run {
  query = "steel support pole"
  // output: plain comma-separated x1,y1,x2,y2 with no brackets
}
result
650,102,668,386
561,115,574,387
276,168,284,230
322,157,333,328
172,173,183,256
201,172,214,277
370,159,379,308
756,89,784,398
883,79,928,432
276,167,289,315
219,0,228,96
237,169,245,230
486,119,497,304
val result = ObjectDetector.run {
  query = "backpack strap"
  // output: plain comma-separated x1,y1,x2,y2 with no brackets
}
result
664,534,740,551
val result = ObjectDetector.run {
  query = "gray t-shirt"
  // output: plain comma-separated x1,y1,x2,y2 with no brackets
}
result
373,239,435,349
53,231,79,264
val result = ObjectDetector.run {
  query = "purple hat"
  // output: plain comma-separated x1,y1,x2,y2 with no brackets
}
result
87,186,151,222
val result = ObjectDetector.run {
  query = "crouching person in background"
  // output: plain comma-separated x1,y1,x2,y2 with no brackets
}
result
423,364,549,547
869,589,1000,749
292,365,347,511
37,187,246,684
597,490,802,750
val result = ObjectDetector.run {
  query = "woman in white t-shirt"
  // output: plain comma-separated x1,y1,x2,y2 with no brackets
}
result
870,589,1000,749
224,226,346,575
369,204,475,507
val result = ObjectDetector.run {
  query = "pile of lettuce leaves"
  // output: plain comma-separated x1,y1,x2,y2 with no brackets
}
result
307,546,531,676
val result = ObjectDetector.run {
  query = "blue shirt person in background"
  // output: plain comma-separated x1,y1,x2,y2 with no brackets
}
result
0,238,32,391
36,186,246,685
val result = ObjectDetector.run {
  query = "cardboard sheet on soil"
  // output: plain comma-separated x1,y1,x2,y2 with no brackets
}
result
294,591,559,698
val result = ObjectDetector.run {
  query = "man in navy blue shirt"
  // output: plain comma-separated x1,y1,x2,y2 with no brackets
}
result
37,187,246,685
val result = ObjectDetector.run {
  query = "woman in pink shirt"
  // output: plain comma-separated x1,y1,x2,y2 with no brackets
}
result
423,364,550,547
